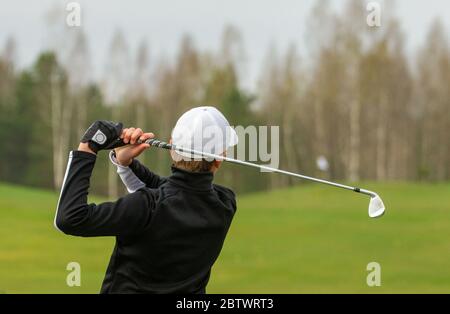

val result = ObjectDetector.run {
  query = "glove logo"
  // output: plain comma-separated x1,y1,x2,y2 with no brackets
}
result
81,120,125,153
92,130,107,145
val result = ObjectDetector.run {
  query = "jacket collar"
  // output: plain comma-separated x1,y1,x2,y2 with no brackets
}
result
168,166,214,191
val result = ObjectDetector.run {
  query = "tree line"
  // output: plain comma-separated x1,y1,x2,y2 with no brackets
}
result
0,0,449,196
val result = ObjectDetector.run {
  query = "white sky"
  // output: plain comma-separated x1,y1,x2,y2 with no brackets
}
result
0,0,449,90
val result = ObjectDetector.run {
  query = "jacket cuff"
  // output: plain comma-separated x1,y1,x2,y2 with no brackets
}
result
109,151,130,169
73,150,97,160
109,151,146,193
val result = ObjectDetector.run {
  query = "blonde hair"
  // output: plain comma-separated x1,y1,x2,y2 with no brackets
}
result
173,159,214,172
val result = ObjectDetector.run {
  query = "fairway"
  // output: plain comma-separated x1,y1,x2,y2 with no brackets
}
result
1,182,450,294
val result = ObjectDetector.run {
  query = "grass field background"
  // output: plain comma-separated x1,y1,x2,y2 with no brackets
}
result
1,182,450,293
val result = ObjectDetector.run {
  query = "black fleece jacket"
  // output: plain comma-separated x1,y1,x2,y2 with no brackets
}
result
54,150,237,294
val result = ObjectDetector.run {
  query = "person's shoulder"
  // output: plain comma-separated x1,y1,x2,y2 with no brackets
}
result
213,184,235,198
213,184,237,213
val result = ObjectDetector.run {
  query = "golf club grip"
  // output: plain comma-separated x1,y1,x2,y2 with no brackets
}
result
141,139,173,150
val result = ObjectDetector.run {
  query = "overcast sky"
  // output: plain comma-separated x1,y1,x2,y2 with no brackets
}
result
0,0,449,90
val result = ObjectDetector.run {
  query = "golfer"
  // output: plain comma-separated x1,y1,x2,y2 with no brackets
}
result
54,106,239,294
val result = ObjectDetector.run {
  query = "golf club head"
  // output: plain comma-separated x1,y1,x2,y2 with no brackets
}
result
368,194,386,218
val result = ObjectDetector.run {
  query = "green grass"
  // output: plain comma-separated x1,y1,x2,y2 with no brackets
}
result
1,181,450,293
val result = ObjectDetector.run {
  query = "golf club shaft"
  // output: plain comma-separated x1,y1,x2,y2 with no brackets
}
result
141,139,376,197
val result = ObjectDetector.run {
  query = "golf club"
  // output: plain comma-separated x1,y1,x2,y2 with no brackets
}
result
139,138,386,218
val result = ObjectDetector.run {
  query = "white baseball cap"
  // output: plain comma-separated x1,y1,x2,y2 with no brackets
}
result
171,106,239,160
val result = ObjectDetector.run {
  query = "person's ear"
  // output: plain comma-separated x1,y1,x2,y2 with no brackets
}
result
169,138,177,161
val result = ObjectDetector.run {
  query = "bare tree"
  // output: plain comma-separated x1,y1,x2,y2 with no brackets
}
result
103,29,131,198
2,36,17,69
0,37,17,107
220,25,246,82
258,44,304,187
305,0,341,180
416,19,450,180
132,39,150,129
65,30,92,138
340,0,365,182
42,7,75,189
50,68,72,189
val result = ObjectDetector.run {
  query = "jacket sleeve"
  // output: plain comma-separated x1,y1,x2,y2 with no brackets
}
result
109,151,166,192
54,150,156,237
